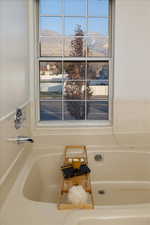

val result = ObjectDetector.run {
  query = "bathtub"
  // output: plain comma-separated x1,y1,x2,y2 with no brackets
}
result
1,147,150,225
23,150,150,206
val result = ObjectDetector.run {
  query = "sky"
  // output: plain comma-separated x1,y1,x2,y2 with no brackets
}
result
40,0,109,36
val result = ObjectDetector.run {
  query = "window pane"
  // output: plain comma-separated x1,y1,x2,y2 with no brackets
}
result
64,81,85,100
39,0,111,122
88,18,108,37
40,0,62,15
86,101,108,120
40,101,62,120
65,18,86,36
40,82,62,100
40,17,62,36
87,62,109,81
87,37,108,57
64,101,85,120
88,0,109,17
40,62,63,82
64,0,86,16
64,62,85,80
64,37,86,57
86,81,108,100
40,37,63,57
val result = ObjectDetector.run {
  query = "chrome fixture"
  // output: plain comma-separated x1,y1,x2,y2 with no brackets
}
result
14,108,24,129
94,154,103,162
7,136,34,144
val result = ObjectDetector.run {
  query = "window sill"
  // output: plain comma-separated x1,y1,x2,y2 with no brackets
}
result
33,120,113,136
37,120,111,128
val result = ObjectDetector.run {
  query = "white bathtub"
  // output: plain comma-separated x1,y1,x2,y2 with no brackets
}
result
23,150,150,206
1,148,150,225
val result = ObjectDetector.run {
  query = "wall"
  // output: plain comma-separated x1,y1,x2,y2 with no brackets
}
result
31,0,150,140
113,0,150,133
0,0,31,207
0,0,30,118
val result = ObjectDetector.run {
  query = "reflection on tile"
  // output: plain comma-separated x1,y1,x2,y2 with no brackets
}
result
64,37,86,57
88,18,108,36
40,0,62,15
63,62,85,80
40,62,63,82
86,82,108,100
64,101,85,120
87,62,109,80
87,37,108,57
40,82,62,100
88,0,109,17
87,101,108,120
64,81,85,100
40,101,62,120
40,17,62,36
65,18,86,36
64,0,86,16
40,37,63,57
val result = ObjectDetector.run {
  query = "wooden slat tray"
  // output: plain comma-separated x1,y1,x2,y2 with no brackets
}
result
58,145,94,210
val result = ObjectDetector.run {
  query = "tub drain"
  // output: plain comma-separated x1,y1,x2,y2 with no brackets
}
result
98,190,105,195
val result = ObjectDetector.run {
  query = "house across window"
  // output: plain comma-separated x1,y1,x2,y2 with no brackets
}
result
39,0,112,122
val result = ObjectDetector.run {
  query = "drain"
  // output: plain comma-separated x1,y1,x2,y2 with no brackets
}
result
98,190,105,195
94,154,103,162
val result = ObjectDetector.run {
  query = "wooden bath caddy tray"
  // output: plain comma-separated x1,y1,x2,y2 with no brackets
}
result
58,145,94,210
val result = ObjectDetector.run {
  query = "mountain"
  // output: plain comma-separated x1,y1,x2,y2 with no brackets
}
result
40,30,108,57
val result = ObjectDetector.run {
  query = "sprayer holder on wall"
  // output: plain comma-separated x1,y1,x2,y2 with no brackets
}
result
58,145,94,210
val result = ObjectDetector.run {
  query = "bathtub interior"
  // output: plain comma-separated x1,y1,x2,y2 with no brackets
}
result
23,151,150,205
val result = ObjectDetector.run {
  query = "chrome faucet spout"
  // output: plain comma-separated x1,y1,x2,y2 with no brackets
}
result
7,136,34,144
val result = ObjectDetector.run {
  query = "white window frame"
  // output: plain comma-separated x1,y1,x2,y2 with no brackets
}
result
31,0,114,127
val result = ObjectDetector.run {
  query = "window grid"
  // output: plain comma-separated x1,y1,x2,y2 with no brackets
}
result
38,0,111,121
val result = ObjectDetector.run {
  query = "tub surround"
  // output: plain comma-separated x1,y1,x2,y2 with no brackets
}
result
1,147,150,225
32,133,150,151
0,0,30,210
1,0,150,224
0,103,32,209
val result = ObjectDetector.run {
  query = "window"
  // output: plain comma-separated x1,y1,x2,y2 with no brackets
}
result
38,0,112,122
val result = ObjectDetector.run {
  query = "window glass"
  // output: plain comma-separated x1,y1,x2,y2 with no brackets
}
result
64,101,85,120
40,82,63,100
63,62,86,80
40,17,63,36
64,81,85,100
87,37,108,57
88,0,109,17
64,0,86,16
39,0,111,122
40,37,63,57
86,101,108,120
88,18,108,37
64,37,86,57
40,0,62,15
40,101,62,120
65,18,86,36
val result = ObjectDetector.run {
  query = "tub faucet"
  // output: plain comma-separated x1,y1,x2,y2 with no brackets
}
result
7,136,34,144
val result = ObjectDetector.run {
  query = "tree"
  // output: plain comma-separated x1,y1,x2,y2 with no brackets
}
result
64,25,92,119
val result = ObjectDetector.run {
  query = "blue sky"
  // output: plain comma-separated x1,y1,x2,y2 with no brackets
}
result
40,0,109,36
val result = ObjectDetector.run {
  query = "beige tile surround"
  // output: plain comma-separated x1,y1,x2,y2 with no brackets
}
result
113,100,150,133
0,103,32,208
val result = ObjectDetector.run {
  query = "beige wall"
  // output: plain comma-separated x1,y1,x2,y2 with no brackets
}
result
114,0,150,100
0,0,30,118
0,0,31,205
113,0,150,133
